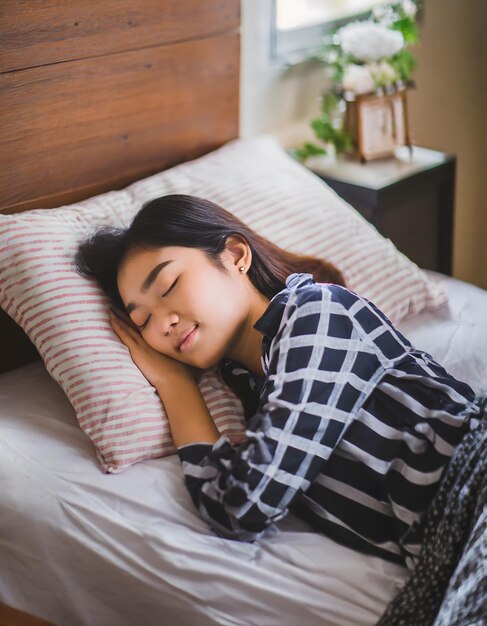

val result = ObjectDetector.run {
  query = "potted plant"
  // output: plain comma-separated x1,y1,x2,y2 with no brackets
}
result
293,0,422,164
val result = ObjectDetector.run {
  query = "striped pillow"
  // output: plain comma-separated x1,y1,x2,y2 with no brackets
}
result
0,134,448,473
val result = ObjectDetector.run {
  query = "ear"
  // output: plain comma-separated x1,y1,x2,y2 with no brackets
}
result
223,235,252,272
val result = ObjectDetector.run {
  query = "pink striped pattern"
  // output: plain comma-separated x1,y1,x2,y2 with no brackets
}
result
0,135,448,473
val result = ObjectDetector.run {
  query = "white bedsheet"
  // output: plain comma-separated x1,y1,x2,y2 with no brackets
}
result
1,271,486,626
397,270,487,396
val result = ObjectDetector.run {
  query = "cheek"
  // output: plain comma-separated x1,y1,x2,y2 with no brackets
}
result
141,326,171,355
199,289,247,352
196,285,240,327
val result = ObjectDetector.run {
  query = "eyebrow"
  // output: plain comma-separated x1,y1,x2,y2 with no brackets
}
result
125,260,174,315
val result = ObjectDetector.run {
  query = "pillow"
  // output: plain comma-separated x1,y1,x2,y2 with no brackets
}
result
0,134,448,473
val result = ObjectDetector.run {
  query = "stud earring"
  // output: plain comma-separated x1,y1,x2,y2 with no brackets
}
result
239,266,245,273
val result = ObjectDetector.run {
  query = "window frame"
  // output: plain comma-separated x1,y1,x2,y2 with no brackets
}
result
270,0,422,67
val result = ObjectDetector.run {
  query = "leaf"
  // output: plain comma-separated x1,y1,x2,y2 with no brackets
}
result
391,17,419,44
309,115,352,157
334,131,353,155
311,117,336,143
321,92,339,113
390,48,417,80
291,142,328,161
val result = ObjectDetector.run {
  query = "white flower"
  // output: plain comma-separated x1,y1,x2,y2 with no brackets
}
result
401,0,418,17
337,21,404,62
342,63,375,95
372,5,397,26
367,60,398,87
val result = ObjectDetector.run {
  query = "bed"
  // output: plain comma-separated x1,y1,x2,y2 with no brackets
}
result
1,2,487,625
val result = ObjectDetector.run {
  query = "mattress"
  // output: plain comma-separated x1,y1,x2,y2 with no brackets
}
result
1,270,486,626
397,270,487,396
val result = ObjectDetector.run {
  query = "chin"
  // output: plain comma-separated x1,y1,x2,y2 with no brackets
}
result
190,354,221,371
190,357,211,370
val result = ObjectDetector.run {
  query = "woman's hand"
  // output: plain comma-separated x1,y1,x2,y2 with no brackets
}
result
108,307,201,387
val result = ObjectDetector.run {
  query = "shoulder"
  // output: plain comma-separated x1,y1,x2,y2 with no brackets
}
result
285,272,384,317
276,273,412,364
281,273,372,335
284,273,402,332
284,272,362,309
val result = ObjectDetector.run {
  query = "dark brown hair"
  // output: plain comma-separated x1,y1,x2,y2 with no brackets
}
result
75,194,346,419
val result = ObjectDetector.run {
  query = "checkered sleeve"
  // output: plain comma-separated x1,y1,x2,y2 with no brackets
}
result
177,284,393,542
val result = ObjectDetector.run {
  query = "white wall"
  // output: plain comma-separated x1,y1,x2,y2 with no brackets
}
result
406,0,487,290
240,0,487,290
240,0,325,139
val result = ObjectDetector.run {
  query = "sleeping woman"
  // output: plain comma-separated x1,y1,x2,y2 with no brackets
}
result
74,194,485,587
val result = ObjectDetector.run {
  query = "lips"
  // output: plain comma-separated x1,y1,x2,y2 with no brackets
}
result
175,325,197,351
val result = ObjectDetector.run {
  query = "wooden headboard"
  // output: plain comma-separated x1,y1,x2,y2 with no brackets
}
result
0,0,240,373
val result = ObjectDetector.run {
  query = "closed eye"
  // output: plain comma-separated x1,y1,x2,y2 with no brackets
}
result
136,278,179,331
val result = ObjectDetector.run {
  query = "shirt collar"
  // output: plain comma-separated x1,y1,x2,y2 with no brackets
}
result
253,272,315,340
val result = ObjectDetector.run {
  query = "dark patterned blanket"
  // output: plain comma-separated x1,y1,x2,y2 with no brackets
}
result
376,394,487,626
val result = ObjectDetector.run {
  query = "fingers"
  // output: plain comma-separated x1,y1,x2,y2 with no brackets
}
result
109,308,139,344
108,310,126,335
110,306,135,327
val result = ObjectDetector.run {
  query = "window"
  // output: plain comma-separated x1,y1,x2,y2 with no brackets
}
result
271,0,393,65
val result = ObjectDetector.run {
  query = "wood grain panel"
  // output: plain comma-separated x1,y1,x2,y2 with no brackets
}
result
0,0,240,72
0,31,240,214
0,1,241,373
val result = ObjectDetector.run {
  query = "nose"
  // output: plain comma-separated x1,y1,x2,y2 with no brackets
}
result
160,314,178,337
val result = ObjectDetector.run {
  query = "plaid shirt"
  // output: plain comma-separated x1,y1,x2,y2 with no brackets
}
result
177,273,480,569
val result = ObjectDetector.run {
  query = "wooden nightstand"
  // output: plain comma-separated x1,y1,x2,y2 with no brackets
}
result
298,145,456,275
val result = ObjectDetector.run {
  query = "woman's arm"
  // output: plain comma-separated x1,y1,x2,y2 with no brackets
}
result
154,375,221,447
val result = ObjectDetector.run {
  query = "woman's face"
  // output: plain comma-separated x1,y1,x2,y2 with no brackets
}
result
116,242,258,371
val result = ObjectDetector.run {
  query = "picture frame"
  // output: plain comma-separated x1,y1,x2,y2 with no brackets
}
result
345,86,413,162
